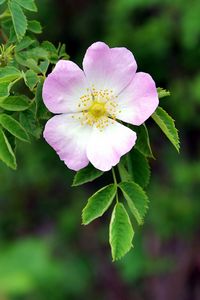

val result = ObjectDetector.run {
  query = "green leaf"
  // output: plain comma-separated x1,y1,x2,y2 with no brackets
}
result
1,19,13,35
35,80,50,120
118,160,132,182
152,107,180,152
6,132,17,154
8,1,27,41
7,26,17,45
0,95,30,111
72,164,103,186
157,87,170,99
131,149,150,188
41,41,58,63
15,54,41,73
41,41,57,53
24,70,38,90
0,81,13,98
0,66,22,83
24,58,41,73
14,0,37,12
118,152,150,188
0,114,29,142
0,128,16,169
57,43,69,60
82,184,117,225
19,109,42,139
0,68,22,99
0,0,6,5
134,124,154,158
26,47,49,61
118,181,149,225
27,20,42,34
109,203,134,261
15,36,35,51
39,60,49,75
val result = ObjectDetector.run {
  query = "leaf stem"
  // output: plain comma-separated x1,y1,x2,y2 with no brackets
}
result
112,167,117,184
112,167,118,203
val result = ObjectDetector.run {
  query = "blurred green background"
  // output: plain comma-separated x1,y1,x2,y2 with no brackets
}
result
0,0,200,299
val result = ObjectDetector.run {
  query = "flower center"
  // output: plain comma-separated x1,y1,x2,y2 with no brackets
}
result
73,87,120,130
89,102,106,118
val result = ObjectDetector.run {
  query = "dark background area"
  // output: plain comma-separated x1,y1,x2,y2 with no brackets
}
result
0,0,200,299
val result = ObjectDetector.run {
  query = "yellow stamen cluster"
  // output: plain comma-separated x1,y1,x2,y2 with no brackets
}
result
74,86,120,130
89,102,106,118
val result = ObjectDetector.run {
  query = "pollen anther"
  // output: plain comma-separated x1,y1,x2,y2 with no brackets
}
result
75,87,119,129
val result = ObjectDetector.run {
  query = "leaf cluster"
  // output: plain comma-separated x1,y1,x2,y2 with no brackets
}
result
72,106,179,260
0,0,69,169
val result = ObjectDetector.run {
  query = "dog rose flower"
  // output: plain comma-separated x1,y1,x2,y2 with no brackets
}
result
43,42,159,171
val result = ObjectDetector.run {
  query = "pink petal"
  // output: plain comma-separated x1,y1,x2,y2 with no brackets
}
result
42,60,88,114
43,114,92,171
86,119,137,171
83,42,137,95
116,72,159,125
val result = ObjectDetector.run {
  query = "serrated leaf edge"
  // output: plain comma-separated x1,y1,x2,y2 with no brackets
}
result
72,169,103,187
118,182,149,226
152,106,180,152
109,203,134,261
0,128,17,169
9,1,28,41
82,184,117,225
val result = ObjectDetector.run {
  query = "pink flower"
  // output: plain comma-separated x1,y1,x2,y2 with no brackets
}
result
43,42,159,172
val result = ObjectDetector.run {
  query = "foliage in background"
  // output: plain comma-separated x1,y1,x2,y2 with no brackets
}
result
0,0,68,170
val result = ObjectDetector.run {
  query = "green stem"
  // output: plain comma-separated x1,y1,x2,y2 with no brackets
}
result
112,167,119,203
112,167,117,185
